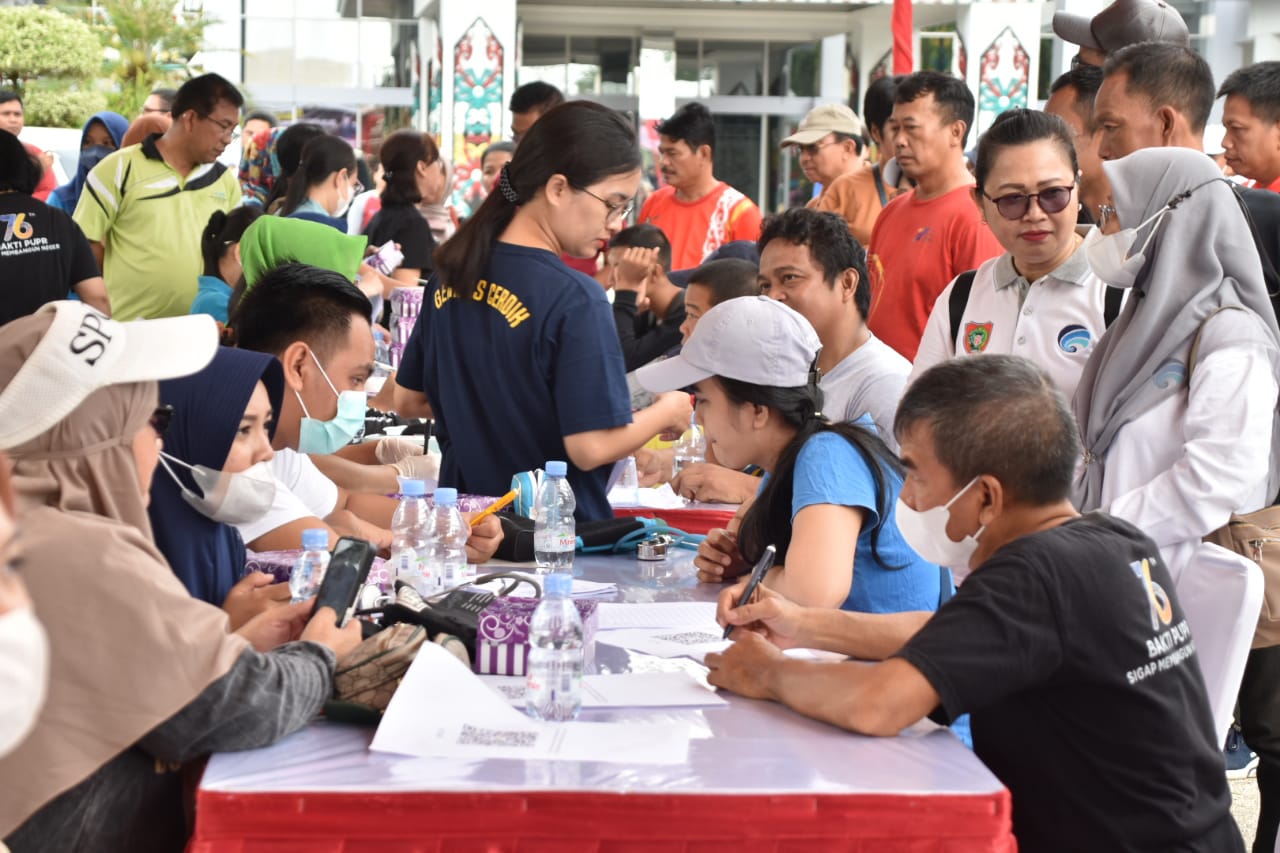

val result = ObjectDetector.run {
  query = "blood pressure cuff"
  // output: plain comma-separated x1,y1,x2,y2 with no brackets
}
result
493,514,656,562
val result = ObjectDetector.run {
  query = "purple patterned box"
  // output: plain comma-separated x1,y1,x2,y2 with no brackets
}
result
243,550,392,593
474,596,598,676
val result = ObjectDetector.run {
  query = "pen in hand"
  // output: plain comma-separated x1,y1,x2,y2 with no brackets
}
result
723,544,776,640
469,489,518,528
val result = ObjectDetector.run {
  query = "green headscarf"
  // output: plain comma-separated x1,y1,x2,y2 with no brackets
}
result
239,215,368,290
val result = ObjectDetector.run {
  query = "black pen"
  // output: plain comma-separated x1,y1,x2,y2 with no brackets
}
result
723,544,776,639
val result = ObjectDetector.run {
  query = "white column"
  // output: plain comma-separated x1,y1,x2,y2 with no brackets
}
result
848,4,895,115
820,32,848,102
957,1,1045,142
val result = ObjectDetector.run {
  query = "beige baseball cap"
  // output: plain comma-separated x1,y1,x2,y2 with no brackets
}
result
781,104,866,148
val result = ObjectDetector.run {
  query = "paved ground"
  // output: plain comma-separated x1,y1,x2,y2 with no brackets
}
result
1232,777,1260,847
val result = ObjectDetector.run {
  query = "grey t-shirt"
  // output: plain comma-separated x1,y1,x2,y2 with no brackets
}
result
819,333,910,453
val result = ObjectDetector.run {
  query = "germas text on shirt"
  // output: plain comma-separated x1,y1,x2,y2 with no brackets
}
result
433,279,532,329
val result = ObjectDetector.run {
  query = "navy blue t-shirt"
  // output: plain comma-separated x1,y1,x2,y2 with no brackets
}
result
398,242,633,520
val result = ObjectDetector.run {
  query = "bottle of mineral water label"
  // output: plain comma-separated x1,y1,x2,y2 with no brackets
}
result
533,460,576,573
525,572,584,722
290,528,330,602
424,487,469,589
390,478,431,594
672,414,705,479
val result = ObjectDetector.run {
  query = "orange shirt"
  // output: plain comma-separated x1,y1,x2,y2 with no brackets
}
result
639,181,763,271
866,184,1003,360
808,167,892,247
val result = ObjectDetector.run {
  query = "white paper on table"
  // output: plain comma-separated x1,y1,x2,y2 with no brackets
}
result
371,641,690,764
482,672,728,708
597,627,731,664
636,484,688,510
596,601,718,630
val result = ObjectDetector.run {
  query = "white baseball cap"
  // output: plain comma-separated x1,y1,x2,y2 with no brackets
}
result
636,296,822,392
0,301,220,449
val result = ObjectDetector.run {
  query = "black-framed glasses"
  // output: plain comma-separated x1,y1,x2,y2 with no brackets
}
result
981,184,1075,220
200,114,239,140
149,405,174,437
579,187,635,224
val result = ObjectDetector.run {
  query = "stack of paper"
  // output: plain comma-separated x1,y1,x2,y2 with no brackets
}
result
370,642,691,764
481,671,727,708
593,602,730,664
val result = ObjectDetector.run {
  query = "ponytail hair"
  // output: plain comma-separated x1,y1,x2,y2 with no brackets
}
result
379,129,438,206
433,100,640,289
263,122,324,211
281,134,356,216
201,206,262,277
728,376,904,570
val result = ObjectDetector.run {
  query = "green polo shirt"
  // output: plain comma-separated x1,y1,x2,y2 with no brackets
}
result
74,134,240,320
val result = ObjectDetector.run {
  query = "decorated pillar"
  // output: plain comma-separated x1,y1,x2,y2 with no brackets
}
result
419,0,517,217
957,1,1044,141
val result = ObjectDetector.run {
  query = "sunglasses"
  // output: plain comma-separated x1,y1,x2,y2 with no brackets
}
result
982,185,1076,220
150,405,174,437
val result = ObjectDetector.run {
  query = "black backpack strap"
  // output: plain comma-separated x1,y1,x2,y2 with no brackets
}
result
871,162,889,208
947,270,978,349
1103,286,1124,328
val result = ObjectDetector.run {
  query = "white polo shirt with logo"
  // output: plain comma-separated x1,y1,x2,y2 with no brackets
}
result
910,232,1117,401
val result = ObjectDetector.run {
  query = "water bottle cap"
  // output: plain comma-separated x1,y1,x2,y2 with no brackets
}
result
301,528,329,550
399,478,427,496
434,487,458,505
545,460,568,477
544,573,573,596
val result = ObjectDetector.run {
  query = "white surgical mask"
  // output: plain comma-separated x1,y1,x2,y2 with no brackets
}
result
0,605,49,757
895,476,986,578
1084,204,1172,289
159,454,277,524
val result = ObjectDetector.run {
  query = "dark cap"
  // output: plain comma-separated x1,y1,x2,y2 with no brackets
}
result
1052,0,1189,54
668,241,760,288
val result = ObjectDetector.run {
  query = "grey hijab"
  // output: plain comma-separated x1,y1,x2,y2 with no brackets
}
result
1073,147,1280,510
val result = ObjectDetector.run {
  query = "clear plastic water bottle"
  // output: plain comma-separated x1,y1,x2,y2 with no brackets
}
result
390,478,431,594
425,487,469,589
672,413,705,479
290,528,330,602
525,573,584,722
534,461,576,573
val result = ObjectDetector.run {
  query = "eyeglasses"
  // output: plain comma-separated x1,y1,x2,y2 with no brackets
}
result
149,405,174,437
200,114,239,140
795,140,839,158
981,184,1076,220
579,187,635,224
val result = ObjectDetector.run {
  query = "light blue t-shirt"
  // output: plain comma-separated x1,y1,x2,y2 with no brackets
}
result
789,423,943,614
189,275,232,324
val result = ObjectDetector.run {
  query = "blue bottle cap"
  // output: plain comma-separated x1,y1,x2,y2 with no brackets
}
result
434,487,458,505
400,478,427,496
301,528,329,550
545,460,568,477
544,573,573,597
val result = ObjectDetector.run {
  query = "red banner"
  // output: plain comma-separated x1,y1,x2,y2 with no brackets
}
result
893,0,914,74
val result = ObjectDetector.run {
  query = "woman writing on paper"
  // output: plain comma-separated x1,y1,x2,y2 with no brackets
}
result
639,296,942,614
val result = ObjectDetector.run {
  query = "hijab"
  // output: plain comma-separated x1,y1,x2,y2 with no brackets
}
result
0,312,247,838
1073,147,1280,509
148,348,284,606
239,125,282,207
48,111,128,212
238,214,367,291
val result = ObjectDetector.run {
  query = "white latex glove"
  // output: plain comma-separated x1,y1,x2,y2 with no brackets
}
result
375,436,424,465
389,453,440,482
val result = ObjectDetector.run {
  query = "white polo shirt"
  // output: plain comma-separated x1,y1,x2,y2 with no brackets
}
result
911,232,1117,401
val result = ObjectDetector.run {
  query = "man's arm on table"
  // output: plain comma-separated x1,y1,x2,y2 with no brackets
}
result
706,632,940,736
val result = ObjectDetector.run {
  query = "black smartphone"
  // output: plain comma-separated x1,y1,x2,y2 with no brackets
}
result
312,537,376,627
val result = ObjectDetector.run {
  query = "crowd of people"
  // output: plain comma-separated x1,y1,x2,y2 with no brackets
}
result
3,0,1280,848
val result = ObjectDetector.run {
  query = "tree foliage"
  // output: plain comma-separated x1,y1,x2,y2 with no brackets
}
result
0,6,101,95
24,86,108,128
85,0,210,118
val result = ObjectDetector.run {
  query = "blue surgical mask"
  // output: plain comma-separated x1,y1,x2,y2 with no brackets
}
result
78,144,113,175
296,349,366,455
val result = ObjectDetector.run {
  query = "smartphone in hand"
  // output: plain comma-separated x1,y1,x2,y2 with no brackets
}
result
312,537,376,627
